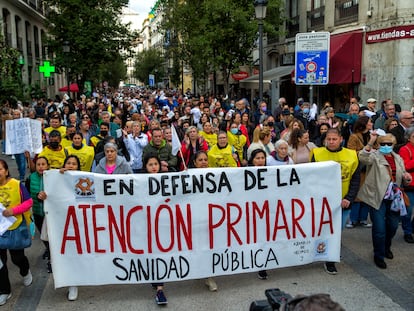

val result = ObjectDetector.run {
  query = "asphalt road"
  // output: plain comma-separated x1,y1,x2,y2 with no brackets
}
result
1,153,413,311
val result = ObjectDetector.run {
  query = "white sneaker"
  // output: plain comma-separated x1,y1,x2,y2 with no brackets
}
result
23,270,32,286
0,293,11,306
205,278,218,291
67,286,78,301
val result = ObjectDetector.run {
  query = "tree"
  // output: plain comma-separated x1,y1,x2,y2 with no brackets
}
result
134,48,165,86
43,0,134,88
161,0,283,95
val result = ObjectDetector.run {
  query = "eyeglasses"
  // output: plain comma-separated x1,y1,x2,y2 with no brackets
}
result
82,116,90,119
379,142,393,146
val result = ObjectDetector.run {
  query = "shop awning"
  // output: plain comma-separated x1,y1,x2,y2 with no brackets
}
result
329,31,363,84
239,65,294,88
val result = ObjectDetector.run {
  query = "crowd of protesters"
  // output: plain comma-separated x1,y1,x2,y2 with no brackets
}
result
0,88,413,307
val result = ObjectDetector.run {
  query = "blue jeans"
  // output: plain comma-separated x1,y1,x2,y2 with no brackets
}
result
342,209,351,230
349,201,370,223
369,200,400,260
14,153,26,182
401,191,414,235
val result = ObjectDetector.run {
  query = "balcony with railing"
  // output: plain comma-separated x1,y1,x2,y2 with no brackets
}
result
308,6,325,31
286,15,299,38
335,0,358,26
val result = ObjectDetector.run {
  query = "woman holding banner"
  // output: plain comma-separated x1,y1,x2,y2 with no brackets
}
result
191,151,218,291
0,159,33,306
248,149,269,280
141,153,168,305
40,155,81,301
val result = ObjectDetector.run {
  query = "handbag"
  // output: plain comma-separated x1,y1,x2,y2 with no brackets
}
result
401,189,410,207
0,219,32,250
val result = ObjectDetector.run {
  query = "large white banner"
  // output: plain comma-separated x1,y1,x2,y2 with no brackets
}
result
5,118,42,154
44,161,342,288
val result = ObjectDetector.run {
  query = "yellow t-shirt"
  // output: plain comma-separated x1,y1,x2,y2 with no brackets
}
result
65,145,95,171
39,146,66,169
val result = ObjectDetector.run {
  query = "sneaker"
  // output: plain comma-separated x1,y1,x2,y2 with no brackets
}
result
67,286,78,301
0,293,11,306
257,270,268,280
205,278,218,291
360,221,372,228
345,222,355,229
385,250,394,260
23,270,32,286
42,249,50,260
47,261,52,273
374,257,387,269
324,262,337,275
404,234,414,243
155,290,168,305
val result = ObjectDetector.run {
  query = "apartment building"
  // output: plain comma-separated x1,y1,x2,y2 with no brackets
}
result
242,0,414,111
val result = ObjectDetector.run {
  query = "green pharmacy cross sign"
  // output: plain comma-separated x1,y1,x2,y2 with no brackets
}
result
39,61,55,77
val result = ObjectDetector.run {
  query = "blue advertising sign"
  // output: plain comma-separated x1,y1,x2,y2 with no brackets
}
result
149,74,155,87
295,32,330,85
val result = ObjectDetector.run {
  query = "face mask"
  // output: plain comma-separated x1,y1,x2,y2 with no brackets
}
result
219,111,224,117
379,145,393,154
230,103,235,108
261,106,267,112
100,130,108,136
303,108,310,114
230,128,239,135
49,142,59,149
267,122,274,127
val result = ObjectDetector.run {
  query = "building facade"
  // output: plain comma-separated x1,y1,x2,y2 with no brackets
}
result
257,0,414,111
0,0,65,97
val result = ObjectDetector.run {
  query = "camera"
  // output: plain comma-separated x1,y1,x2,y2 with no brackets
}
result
250,288,293,311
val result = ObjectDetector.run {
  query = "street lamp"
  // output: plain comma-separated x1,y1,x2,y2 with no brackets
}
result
62,41,70,99
254,0,268,105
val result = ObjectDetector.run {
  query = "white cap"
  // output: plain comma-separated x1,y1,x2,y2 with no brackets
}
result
367,98,377,103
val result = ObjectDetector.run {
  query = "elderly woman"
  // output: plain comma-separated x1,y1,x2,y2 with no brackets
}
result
267,139,294,166
358,133,412,269
94,142,132,174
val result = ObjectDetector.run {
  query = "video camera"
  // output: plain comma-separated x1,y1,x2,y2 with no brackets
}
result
249,288,293,311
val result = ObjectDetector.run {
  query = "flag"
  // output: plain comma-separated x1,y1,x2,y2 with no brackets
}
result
171,125,181,156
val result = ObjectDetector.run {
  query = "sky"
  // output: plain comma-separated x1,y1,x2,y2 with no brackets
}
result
128,0,156,25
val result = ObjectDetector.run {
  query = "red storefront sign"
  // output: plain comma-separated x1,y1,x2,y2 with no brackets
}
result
231,71,249,81
366,25,414,44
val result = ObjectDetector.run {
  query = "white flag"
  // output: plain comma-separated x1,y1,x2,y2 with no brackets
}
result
171,125,181,156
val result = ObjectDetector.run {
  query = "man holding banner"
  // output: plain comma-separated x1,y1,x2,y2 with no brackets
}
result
311,127,360,275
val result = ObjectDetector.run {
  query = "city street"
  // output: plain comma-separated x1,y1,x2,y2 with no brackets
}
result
1,154,413,311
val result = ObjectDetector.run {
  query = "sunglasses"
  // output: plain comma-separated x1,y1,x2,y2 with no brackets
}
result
379,142,393,146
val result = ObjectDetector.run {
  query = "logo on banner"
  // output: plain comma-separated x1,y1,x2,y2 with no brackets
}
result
315,240,328,257
74,177,95,198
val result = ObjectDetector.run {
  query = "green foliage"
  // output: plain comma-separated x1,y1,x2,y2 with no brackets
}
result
134,48,165,86
161,0,283,94
96,55,127,87
43,0,134,87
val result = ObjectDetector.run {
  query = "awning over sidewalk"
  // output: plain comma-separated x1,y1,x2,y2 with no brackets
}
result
239,65,294,88
329,31,363,84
